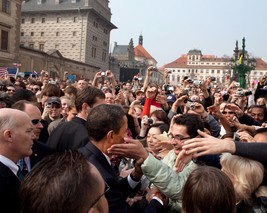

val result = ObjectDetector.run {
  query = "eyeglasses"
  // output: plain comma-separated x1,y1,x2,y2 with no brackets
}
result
7,89,15,92
222,111,235,115
167,133,191,142
88,182,110,210
31,119,42,125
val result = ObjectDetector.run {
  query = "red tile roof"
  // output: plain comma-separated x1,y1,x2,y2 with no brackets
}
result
256,58,267,69
164,55,188,68
134,44,154,60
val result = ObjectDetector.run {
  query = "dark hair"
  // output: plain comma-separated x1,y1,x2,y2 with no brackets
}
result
182,166,236,213
255,127,267,136
10,89,37,103
19,151,101,213
75,87,105,112
174,114,204,138
150,123,169,133
87,104,125,141
64,86,78,97
41,84,61,97
12,100,38,111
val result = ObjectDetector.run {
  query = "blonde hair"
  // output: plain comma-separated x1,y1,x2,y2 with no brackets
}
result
220,153,264,204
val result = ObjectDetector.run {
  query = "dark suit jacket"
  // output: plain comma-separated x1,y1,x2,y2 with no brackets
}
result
0,162,20,213
47,117,88,152
30,140,55,168
79,143,163,213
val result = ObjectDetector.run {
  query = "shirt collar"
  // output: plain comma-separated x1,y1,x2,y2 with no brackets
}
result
0,155,19,175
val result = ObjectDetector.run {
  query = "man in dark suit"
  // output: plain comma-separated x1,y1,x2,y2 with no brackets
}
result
79,104,165,213
12,100,54,172
0,108,35,213
47,87,105,152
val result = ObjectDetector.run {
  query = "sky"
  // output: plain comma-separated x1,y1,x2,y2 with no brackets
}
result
109,0,267,67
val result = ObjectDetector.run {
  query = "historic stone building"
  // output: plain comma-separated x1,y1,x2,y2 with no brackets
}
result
111,35,162,83
20,0,116,70
164,49,267,87
0,0,22,67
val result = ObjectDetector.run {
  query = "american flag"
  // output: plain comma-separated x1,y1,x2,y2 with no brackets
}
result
0,66,7,78
0,67,18,79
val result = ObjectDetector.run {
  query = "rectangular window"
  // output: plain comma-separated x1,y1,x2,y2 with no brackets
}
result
21,32,24,36
74,17,78,22
73,31,76,36
102,50,107,62
1,30,8,51
57,17,61,23
2,0,10,14
41,32,44,36
55,44,59,49
91,47,96,58
56,32,59,36
21,19,25,24
31,32,34,36
31,18,35,23
29,43,34,48
41,18,45,23
39,44,44,51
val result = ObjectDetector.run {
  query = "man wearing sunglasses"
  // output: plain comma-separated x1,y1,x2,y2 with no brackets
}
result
12,100,54,176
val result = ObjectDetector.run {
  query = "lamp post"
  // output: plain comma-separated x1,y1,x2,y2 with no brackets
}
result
231,37,256,89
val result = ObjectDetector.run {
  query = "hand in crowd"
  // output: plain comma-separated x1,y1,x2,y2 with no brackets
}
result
145,86,157,99
146,187,169,208
236,130,254,142
182,130,236,157
213,93,223,106
107,137,149,160
146,66,154,77
173,95,187,108
207,105,222,118
175,149,193,173
225,103,244,118
155,91,167,105
128,107,137,119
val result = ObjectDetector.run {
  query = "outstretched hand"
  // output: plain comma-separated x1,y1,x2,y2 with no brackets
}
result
182,130,236,157
175,149,193,173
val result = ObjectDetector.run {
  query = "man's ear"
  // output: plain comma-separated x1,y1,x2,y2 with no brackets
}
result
3,129,12,142
203,128,211,136
82,103,90,113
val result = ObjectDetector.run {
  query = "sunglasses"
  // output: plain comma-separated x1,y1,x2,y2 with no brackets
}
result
31,119,42,125
222,111,235,115
88,182,110,210
7,89,15,92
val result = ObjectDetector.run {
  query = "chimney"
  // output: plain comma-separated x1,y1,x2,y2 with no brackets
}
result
84,0,89,6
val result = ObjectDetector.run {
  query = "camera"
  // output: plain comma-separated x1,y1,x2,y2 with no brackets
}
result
233,132,240,142
152,67,158,71
193,80,203,86
186,101,195,109
235,90,245,97
186,79,193,84
101,71,106,77
147,118,154,125
211,77,216,81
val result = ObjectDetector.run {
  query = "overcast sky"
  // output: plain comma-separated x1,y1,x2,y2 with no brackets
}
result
109,0,267,67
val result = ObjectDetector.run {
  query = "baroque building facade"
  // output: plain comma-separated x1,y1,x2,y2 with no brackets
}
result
0,0,22,66
20,0,116,71
164,49,267,87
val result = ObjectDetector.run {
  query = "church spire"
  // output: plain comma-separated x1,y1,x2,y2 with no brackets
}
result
139,34,143,46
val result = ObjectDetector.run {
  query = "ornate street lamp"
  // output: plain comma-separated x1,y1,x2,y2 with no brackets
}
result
231,37,256,88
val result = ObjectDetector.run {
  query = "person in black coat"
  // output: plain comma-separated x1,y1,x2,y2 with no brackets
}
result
79,104,165,213
0,109,35,213
47,87,105,152
12,100,55,171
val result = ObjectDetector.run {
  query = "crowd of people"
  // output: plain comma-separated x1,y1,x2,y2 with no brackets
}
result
0,66,267,213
